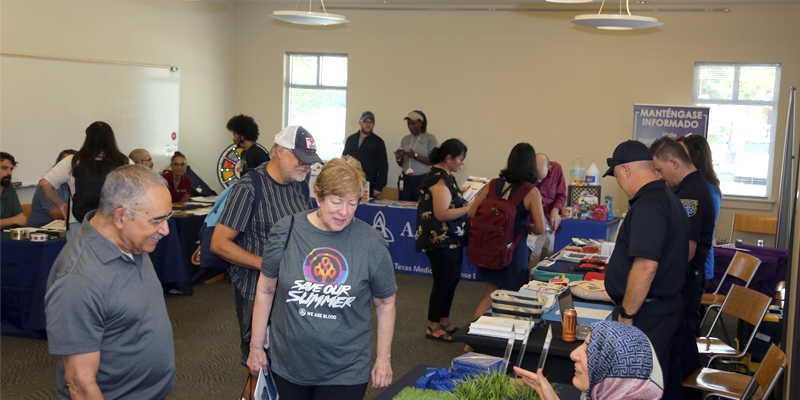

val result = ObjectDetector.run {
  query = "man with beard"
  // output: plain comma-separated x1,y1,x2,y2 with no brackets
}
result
45,165,175,399
210,125,320,399
0,152,27,228
343,111,388,198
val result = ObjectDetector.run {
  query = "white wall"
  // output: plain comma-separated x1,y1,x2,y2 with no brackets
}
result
234,2,800,239
1,0,237,200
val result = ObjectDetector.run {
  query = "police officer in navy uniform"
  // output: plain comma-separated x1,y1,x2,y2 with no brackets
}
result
651,137,715,400
603,140,689,399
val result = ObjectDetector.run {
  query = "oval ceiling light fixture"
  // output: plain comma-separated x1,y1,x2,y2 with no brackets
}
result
572,0,662,30
271,0,349,26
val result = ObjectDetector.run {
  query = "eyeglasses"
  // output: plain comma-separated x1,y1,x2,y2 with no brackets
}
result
125,208,174,227
171,162,186,167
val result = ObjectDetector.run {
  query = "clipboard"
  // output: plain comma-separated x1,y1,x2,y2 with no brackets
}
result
537,325,553,371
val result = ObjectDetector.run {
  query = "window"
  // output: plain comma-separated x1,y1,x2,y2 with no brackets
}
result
285,53,348,160
693,63,781,198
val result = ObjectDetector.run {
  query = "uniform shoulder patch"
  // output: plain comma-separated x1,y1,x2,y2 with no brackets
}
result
681,199,698,217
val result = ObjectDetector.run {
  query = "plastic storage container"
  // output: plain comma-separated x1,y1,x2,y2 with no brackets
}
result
585,162,601,185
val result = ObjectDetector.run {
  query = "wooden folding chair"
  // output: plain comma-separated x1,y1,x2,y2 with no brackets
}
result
697,285,772,374
701,251,762,327
682,343,787,400
729,213,777,241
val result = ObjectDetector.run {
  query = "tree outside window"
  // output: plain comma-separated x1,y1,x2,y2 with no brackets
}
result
285,53,348,160
693,63,781,197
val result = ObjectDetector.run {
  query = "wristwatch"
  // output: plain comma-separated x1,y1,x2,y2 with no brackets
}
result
620,307,637,319
413,153,418,160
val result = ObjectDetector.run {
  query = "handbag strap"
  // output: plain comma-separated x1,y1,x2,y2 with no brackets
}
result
246,169,263,232
240,371,253,400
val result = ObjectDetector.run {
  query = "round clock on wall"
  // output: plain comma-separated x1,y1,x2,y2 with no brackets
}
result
216,143,270,188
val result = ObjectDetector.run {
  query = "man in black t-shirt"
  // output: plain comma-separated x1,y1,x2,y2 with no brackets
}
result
227,114,270,172
651,137,715,400
342,111,388,198
603,140,688,398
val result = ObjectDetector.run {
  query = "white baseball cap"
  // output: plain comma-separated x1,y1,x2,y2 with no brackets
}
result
274,125,322,165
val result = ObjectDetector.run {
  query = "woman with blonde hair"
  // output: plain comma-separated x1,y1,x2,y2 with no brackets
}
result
247,156,397,399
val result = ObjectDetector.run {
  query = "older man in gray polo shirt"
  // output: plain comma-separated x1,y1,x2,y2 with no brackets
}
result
45,165,175,399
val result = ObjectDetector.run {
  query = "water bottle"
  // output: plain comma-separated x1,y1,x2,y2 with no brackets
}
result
585,162,601,186
570,156,585,183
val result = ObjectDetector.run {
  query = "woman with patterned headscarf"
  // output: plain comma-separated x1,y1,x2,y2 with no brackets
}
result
514,321,664,400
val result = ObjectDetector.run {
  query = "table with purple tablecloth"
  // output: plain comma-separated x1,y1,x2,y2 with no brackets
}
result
710,243,788,298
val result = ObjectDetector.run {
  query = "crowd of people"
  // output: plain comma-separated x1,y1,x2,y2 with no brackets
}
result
0,108,723,400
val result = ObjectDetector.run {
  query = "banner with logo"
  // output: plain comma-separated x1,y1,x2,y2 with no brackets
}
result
354,204,479,281
633,104,710,147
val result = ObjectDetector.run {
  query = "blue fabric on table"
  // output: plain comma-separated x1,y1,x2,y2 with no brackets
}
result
1,235,65,339
1,218,193,339
353,202,479,281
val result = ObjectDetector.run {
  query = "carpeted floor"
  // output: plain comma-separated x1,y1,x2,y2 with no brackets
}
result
1,273,487,400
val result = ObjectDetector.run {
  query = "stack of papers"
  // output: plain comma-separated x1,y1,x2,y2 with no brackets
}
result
468,316,530,340
461,176,491,204
41,220,66,230
189,196,218,203
387,201,418,209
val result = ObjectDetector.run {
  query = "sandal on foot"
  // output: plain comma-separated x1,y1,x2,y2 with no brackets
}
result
425,326,452,341
442,324,460,335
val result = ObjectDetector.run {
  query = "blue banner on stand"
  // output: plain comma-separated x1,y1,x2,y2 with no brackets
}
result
354,203,479,281
633,104,710,146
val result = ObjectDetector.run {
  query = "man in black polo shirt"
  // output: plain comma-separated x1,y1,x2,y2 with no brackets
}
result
342,111,388,198
603,140,688,398
651,137,715,399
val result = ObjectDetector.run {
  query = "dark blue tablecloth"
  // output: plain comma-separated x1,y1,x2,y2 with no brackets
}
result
1,235,66,339
1,218,194,339
554,218,621,252
354,203,479,281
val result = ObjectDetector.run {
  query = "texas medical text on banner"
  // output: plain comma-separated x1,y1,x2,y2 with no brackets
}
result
354,203,479,281
633,104,710,146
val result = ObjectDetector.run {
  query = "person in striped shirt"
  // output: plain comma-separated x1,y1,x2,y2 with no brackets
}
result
210,125,321,399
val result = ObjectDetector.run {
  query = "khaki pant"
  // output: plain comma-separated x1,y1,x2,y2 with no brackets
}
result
528,230,555,274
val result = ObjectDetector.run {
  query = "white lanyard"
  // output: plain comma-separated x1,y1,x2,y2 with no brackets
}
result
409,134,422,152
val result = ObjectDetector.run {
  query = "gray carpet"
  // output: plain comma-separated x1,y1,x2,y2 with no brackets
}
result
1,273,486,399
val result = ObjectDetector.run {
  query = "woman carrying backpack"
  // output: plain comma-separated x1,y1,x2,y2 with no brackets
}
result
415,139,470,341
40,121,132,234
469,143,546,321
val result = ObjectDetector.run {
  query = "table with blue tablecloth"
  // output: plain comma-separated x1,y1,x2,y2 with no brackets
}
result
354,202,479,281
1,217,195,339
553,218,621,252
